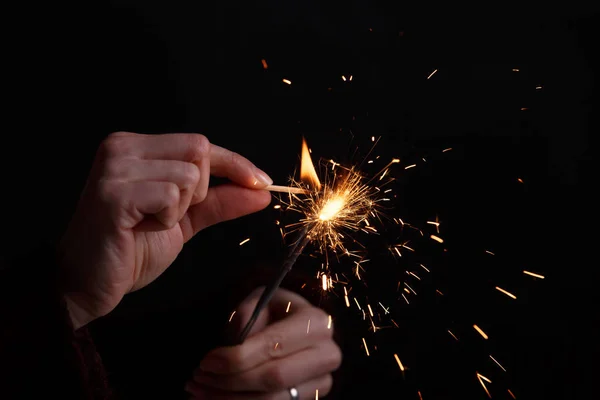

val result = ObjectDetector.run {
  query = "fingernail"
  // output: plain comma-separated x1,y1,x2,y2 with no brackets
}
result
199,356,226,373
253,167,273,187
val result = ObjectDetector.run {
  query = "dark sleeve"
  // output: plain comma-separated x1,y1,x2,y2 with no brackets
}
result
0,241,112,399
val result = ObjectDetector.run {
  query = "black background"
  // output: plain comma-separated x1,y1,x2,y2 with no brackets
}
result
1,1,596,399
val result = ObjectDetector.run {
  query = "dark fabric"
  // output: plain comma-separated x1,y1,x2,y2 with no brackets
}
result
0,243,111,399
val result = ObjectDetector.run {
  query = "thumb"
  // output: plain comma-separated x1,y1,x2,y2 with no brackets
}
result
183,184,271,241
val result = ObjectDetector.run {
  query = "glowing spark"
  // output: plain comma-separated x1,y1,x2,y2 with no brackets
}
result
327,315,332,329
476,372,492,398
535,85,542,90
485,250,495,255
401,293,409,304
508,389,516,399
362,338,370,356
495,286,517,299
419,263,430,272
286,301,291,313
274,204,281,209
427,69,438,79
354,297,361,310
430,235,444,243
315,389,319,400
517,178,524,183
349,75,353,81
405,164,416,169
473,324,489,339
512,68,520,72
322,274,328,291
261,59,268,69
307,319,311,334
228,311,236,322
342,75,347,81
367,304,374,317
442,147,452,152
418,391,423,400
319,196,346,220
436,289,444,296
523,270,545,279
489,354,506,371
282,78,292,85
281,138,382,255
394,354,405,371
239,238,250,246
378,302,390,314
274,342,279,350
448,330,458,341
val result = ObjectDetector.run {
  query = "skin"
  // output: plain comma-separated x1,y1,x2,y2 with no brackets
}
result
186,287,342,400
58,132,342,399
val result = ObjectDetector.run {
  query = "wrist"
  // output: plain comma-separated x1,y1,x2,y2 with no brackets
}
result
63,293,95,330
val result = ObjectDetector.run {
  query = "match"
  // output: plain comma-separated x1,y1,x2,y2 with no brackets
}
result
265,184,309,195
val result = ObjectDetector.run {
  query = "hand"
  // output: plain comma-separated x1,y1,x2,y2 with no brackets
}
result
186,287,342,399
58,132,272,329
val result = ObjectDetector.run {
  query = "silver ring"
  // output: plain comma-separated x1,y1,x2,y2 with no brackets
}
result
289,387,299,400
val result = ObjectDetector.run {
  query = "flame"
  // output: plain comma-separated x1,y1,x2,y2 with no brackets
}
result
300,138,321,190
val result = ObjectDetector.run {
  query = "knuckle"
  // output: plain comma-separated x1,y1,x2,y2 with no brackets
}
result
181,162,201,186
186,134,210,161
324,342,343,371
224,347,245,372
99,132,134,159
306,307,331,336
96,180,122,207
163,183,181,206
262,364,287,391
263,332,285,359
321,374,334,395
228,150,245,169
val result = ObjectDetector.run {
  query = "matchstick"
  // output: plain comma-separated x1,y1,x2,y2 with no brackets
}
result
265,184,309,195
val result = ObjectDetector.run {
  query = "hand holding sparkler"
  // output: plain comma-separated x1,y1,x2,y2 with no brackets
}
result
187,287,342,400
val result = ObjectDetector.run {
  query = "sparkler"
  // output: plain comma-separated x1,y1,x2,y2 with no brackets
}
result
237,137,384,343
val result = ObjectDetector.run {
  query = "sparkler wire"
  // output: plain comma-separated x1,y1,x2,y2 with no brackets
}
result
235,225,311,344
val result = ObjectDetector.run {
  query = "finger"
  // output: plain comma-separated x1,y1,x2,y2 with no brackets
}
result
185,374,332,400
227,287,272,341
105,158,203,216
107,132,211,163
180,184,271,240
100,180,181,230
102,133,272,189
100,133,212,202
230,287,312,338
199,305,331,375
194,342,341,392
210,144,273,188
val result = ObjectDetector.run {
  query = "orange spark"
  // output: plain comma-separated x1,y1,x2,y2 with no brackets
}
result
430,235,444,243
282,78,292,85
394,353,405,371
427,69,438,79
476,372,492,398
261,59,268,69
495,286,517,299
473,324,489,339
523,270,545,279
239,238,250,246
